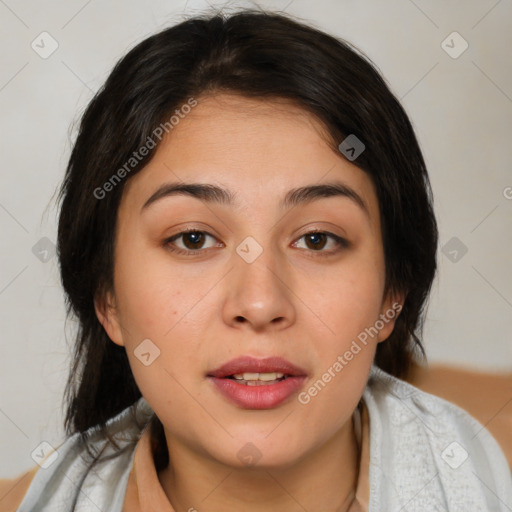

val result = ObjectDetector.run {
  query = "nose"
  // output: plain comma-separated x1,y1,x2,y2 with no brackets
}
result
221,241,296,332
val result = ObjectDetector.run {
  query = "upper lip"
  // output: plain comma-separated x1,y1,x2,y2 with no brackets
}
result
207,356,308,378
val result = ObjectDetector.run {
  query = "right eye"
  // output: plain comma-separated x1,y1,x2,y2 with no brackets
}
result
163,229,223,255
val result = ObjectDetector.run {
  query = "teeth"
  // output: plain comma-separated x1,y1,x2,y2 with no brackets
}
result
232,372,285,381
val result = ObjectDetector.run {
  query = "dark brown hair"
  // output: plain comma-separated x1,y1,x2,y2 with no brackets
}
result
57,7,437,473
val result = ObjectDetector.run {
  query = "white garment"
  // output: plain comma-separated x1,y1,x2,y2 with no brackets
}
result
15,365,512,511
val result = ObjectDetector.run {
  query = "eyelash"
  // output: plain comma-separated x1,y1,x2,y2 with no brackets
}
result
163,228,349,257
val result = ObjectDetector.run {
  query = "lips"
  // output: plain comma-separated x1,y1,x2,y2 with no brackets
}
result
207,356,307,379
207,356,308,409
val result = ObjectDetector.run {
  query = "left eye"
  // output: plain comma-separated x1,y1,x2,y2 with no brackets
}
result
292,232,347,252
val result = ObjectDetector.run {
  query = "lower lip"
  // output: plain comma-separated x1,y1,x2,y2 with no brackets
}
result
208,376,307,409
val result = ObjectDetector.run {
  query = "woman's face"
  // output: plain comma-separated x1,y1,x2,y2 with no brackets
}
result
97,93,400,469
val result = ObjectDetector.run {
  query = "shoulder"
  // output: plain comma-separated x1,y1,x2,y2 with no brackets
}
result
363,365,512,511
4,398,154,512
407,362,512,468
0,466,39,512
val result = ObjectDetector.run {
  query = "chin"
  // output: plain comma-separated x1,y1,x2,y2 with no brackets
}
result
207,436,308,471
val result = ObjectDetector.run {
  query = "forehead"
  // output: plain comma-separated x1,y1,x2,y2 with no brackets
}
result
121,93,379,221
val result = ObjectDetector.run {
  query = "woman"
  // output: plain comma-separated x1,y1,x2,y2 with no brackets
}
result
1,8,511,512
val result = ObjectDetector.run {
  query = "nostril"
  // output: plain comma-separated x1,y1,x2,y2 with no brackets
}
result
235,316,246,323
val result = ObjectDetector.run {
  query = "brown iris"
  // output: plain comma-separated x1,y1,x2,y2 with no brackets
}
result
304,233,328,250
182,231,205,250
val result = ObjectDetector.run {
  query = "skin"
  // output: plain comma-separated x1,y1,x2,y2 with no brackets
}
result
96,93,402,511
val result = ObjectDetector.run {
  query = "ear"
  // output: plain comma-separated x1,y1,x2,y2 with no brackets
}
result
94,289,125,347
376,289,405,343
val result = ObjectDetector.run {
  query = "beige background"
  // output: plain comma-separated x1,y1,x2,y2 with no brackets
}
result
0,0,511,478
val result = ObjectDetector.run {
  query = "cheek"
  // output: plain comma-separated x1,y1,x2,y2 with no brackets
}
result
114,236,202,338
113,259,209,411
293,265,384,437
303,253,385,343
112,241,233,382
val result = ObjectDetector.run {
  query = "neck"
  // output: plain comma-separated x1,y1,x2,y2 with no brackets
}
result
157,412,360,512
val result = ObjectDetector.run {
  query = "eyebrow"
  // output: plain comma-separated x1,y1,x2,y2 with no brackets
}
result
141,181,369,216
